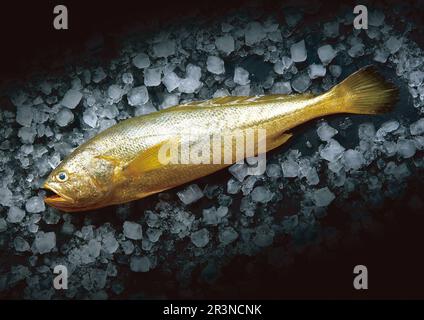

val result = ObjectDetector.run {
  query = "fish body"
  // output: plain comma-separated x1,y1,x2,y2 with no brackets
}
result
44,66,397,212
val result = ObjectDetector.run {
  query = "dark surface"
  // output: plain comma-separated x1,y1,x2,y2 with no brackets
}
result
0,0,424,299
1,0,423,86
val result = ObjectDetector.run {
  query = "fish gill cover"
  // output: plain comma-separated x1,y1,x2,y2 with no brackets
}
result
0,0,424,299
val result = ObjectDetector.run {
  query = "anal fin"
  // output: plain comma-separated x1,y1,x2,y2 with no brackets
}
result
266,133,293,152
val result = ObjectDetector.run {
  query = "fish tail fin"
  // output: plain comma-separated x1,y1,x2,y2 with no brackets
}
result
327,65,398,115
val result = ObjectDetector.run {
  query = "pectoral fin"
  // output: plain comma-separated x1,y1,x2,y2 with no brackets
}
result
123,139,179,176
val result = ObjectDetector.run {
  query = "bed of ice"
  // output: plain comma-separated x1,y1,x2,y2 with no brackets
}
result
0,3,424,299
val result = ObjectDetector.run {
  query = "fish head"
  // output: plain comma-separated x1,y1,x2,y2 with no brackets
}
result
43,149,116,212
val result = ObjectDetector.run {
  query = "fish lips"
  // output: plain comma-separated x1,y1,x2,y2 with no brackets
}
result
43,183,75,208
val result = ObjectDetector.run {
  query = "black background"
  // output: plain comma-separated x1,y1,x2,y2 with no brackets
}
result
0,0,424,299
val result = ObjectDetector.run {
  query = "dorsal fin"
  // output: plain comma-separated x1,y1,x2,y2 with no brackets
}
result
165,94,312,111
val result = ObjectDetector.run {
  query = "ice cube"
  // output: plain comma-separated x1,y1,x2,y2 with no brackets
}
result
281,159,299,178
122,72,134,84
329,65,342,78
186,64,201,80
385,36,402,54
229,163,249,182
217,206,228,218
218,226,238,245
376,120,399,139
413,136,424,150
234,67,250,85
308,64,326,79
39,81,52,95
317,122,338,141
290,40,307,63
121,240,134,255
146,228,162,242
348,43,365,58
343,149,365,171
244,22,266,46
320,139,345,162
144,67,162,87
215,35,235,55
291,73,311,93
206,56,225,75
130,256,151,272
102,104,119,119
282,56,294,68
92,67,107,83
123,221,143,240
191,228,210,248
313,187,335,207
318,45,336,65
7,206,25,223
14,236,30,252
253,225,274,247
323,21,339,38
271,81,292,94
99,119,117,132
410,118,424,135
128,86,149,106
202,207,220,225
160,93,179,109
266,163,282,178
409,71,424,87
179,78,202,94
396,139,416,158
55,108,74,127
18,127,37,144
251,186,273,203
227,178,241,194
162,71,181,92
0,218,7,232
358,123,376,141
132,53,150,69
273,61,285,75
134,102,157,116
33,231,56,254
61,89,82,109
0,187,13,207
87,239,101,258
107,85,123,100
102,232,119,254
304,167,320,185
232,85,250,96
16,106,34,127
213,88,230,98
177,184,204,205
11,91,28,107
374,49,390,63
82,109,98,128
25,196,45,213
369,10,385,27
153,40,176,58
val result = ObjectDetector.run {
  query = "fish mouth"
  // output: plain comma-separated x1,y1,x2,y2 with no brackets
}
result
43,183,75,206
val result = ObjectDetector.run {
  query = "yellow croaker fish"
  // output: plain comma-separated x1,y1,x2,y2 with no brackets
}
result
43,66,397,212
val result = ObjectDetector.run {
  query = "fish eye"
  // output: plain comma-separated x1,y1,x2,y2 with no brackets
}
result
56,172,68,182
